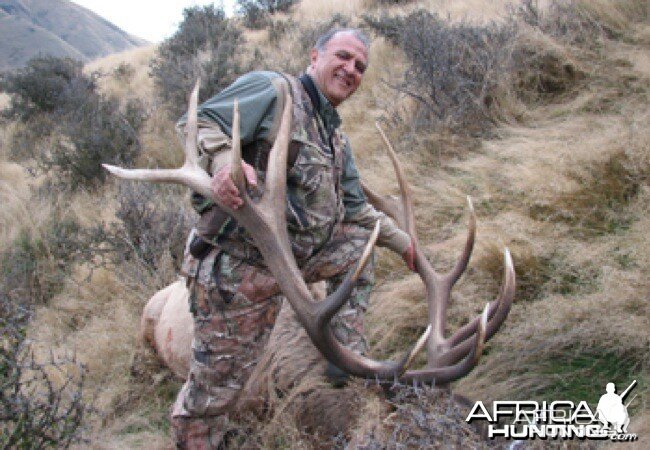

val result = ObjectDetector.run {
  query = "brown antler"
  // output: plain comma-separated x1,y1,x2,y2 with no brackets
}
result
103,81,426,380
362,123,516,384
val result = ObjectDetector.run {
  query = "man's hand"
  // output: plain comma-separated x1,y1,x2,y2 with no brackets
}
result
402,238,416,272
211,161,257,209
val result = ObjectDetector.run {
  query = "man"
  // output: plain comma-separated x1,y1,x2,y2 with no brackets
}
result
172,28,414,448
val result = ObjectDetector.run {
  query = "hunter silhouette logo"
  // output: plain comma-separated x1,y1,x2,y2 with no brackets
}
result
596,380,636,434
466,379,639,442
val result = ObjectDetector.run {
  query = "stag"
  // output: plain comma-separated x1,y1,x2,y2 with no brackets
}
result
105,80,515,389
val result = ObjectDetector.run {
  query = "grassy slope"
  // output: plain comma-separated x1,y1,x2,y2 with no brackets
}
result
1,0,647,448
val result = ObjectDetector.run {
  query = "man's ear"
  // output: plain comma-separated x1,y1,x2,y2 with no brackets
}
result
309,48,319,69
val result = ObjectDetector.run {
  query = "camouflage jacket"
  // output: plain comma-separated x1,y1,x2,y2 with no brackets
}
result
178,71,410,266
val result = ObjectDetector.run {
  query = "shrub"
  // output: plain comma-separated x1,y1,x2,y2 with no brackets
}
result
0,211,88,305
92,183,196,273
0,294,89,449
1,56,96,120
6,114,57,162
2,56,146,188
237,0,298,29
237,1,270,29
112,62,136,84
1,216,92,445
256,14,350,74
150,5,243,118
365,10,517,135
46,96,146,188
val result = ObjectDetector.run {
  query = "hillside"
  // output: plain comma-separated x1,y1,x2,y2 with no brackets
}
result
0,0,147,71
0,0,648,448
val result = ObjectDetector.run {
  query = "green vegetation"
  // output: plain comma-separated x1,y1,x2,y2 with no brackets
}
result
2,56,146,188
150,5,242,118
537,351,645,408
237,0,298,29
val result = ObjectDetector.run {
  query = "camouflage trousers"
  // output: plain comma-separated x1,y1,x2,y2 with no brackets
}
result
172,223,374,449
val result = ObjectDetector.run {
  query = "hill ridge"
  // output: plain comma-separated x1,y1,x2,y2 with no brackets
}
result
0,0,147,71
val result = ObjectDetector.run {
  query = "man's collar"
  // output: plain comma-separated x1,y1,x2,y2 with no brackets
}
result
299,74,341,131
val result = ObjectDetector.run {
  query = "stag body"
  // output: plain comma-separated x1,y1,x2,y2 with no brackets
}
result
107,28,515,448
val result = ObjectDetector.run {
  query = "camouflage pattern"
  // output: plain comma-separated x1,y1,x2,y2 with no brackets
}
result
216,74,349,266
172,73,385,449
172,223,373,448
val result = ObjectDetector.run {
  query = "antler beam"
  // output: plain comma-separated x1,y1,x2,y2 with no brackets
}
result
363,123,516,383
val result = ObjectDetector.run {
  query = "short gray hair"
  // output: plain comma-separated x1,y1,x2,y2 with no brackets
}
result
314,28,371,53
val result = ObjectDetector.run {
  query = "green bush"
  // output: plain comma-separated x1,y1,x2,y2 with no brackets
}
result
365,10,516,135
237,0,298,29
150,5,243,118
1,56,96,120
89,183,196,273
0,212,89,305
46,96,146,188
3,56,146,188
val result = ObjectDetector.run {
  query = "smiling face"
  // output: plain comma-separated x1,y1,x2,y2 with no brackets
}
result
308,31,369,108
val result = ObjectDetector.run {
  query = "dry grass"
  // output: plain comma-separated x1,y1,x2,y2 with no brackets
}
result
292,0,365,23
0,159,33,250
85,45,157,101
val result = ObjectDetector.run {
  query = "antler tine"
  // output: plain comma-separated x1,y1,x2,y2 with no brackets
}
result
401,303,489,384
230,99,246,191
424,248,515,369
184,80,201,169
446,197,476,285
103,79,213,199
265,82,292,205
445,248,515,349
375,122,416,240
315,220,380,324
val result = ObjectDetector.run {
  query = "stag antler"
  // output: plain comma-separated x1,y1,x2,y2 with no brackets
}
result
363,123,516,384
103,81,426,379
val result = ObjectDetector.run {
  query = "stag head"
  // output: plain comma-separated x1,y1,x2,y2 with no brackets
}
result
103,80,515,384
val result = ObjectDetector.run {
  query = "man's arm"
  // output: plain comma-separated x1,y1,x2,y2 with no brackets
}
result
176,71,287,214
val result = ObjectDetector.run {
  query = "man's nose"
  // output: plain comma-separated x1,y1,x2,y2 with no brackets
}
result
343,60,360,77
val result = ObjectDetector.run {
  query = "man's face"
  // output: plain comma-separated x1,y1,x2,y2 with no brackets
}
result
309,32,368,108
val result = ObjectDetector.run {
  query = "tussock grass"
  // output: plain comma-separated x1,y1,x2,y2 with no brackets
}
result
85,46,156,101
0,160,33,249
478,242,599,301
528,107,650,237
293,0,364,23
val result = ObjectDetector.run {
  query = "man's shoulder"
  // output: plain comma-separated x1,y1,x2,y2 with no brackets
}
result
235,70,284,85
227,71,296,93
201,71,295,112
